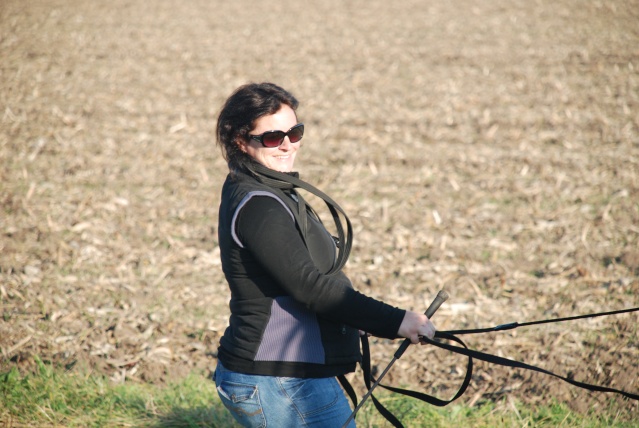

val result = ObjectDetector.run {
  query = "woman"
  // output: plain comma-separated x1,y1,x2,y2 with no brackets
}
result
213,82,436,427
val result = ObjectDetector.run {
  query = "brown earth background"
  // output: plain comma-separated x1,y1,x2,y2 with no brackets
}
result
1,0,638,423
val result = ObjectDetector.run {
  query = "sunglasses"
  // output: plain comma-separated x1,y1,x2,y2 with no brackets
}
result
248,123,304,148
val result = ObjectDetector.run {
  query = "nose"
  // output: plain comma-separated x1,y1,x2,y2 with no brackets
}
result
279,136,293,150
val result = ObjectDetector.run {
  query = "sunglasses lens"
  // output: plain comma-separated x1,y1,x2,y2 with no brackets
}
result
255,124,304,147
288,124,304,143
262,131,286,148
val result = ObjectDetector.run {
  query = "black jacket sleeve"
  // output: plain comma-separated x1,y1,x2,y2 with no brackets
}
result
236,194,405,339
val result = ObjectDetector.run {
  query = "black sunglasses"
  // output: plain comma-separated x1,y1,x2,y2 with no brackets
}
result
248,123,304,148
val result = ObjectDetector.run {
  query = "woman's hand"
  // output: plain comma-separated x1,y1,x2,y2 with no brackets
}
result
397,310,436,344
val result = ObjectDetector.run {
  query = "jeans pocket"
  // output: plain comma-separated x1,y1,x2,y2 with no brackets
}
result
278,377,340,417
217,381,266,428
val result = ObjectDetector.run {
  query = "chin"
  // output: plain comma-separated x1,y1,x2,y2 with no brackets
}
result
271,162,295,172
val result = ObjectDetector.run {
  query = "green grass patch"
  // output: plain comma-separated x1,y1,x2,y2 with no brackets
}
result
0,357,233,427
1,358,637,427
355,396,639,428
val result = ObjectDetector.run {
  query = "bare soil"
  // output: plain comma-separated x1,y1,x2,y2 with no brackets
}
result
1,0,638,422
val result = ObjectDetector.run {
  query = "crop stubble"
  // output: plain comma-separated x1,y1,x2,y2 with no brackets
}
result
1,0,638,419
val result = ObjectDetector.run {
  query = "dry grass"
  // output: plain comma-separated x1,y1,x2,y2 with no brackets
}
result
1,0,638,420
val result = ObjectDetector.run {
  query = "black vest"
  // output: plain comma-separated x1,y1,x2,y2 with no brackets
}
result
216,171,360,378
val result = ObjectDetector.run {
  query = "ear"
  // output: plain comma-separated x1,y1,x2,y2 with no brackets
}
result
236,138,248,153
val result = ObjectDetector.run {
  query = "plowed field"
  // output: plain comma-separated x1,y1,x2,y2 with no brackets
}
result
1,0,638,421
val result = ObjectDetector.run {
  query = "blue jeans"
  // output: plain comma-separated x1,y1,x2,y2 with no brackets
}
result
213,362,356,427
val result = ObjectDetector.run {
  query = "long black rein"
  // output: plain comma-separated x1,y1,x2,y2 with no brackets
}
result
245,163,353,275
443,306,639,335
359,306,639,427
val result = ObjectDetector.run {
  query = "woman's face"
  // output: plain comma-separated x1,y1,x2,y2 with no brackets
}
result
239,104,300,172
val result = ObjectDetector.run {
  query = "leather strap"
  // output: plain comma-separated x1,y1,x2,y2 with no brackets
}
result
246,163,353,275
